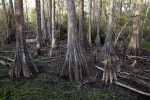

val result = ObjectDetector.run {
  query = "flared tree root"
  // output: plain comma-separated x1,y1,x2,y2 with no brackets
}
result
102,61,117,83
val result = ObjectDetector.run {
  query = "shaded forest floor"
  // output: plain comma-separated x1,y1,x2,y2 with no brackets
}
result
0,41,150,100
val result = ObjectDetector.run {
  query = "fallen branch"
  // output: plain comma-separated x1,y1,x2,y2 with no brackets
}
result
115,82,150,96
120,72,150,81
34,59,57,63
34,56,60,62
0,60,10,66
95,66,150,96
126,55,150,61
0,56,14,62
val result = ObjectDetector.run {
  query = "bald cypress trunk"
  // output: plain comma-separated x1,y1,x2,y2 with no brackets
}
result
127,0,142,56
9,0,38,78
49,0,58,57
103,0,114,54
79,0,86,50
2,0,10,43
61,0,89,82
7,0,16,43
140,2,150,42
88,0,92,47
94,0,102,46
35,0,42,55
41,0,48,46
102,0,117,83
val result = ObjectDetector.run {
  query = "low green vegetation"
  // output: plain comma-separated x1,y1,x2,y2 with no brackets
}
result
0,63,135,100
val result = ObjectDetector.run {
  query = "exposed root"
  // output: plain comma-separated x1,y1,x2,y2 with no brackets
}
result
49,48,59,57
102,61,117,83
127,46,142,56
90,50,98,63
61,51,89,82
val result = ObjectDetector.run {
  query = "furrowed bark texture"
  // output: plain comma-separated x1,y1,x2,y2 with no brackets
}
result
103,0,114,54
41,0,48,46
95,0,102,46
88,0,92,47
101,0,117,83
61,0,89,82
127,0,142,56
35,0,42,55
9,0,38,78
79,0,86,51
7,0,16,43
50,0,58,57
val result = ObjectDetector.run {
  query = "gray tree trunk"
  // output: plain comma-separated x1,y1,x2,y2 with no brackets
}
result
9,0,38,78
41,0,48,46
2,0,10,43
140,2,150,42
7,0,16,43
88,0,92,47
127,0,142,56
49,0,52,42
35,0,42,55
49,0,58,57
61,0,89,82
79,0,86,50
102,0,117,83
94,0,102,46
56,0,61,39
103,0,114,54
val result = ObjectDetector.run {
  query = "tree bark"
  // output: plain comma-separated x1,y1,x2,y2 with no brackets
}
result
7,0,16,43
127,0,142,56
41,0,48,46
49,0,58,57
56,0,61,39
103,0,114,54
94,0,102,46
61,0,89,82
102,0,117,83
25,0,28,29
9,0,38,78
79,0,86,51
140,2,150,42
88,0,92,47
49,0,52,42
35,0,42,55
2,0,10,43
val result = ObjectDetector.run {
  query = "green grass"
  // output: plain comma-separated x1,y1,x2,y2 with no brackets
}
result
0,63,135,100
141,41,150,50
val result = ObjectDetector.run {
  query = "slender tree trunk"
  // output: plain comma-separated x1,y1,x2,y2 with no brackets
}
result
49,0,58,57
140,2,150,42
2,0,10,42
119,0,122,26
127,0,142,56
7,0,16,43
56,0,61,39
88,0,92,47
61,0,89,82
103,0,114,54
102,0,117,83
25,0,28,29
103,2,108,24
9,0,38,78
125,0,128,19
35,0,42,55
41,0,48,46
95,0,102,46
79,0,86,51
49,0,52,42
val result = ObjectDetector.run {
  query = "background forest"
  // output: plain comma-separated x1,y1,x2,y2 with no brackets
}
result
0,0,150,100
